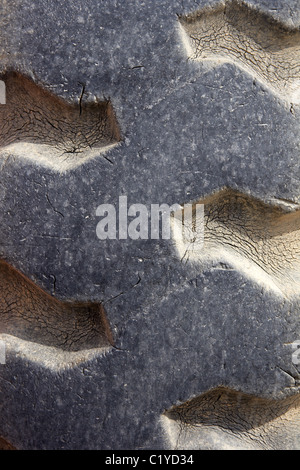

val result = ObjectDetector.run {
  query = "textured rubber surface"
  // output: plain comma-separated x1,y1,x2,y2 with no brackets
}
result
179,0,300,104
0,71,121,171
0,260,113,358
0,0,299,450
172,188,300,299
163,386,300,449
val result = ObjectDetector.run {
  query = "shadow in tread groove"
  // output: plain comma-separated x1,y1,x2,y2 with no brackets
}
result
0,436,16,450
179,0,300,104
162,386,300,450
0,71,121,171
0,260,114,353
171,188,300,298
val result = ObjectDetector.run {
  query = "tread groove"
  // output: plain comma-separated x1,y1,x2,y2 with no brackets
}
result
0,260,114,367
0,71,121,171
171,188,300,298
162,386,300,450
179,0,300,103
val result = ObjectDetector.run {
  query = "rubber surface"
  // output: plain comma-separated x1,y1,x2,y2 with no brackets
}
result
0,0,299,450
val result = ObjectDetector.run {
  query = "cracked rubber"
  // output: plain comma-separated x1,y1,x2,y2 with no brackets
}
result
179,0,300,104
0,71,121,171
0,0,299,451
172,188,300,299
163,386,300,449
0,260,113,353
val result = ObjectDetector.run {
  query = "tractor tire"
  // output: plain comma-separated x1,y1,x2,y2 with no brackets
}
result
0,0,299,450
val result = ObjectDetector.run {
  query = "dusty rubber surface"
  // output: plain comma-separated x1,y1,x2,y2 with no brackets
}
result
179,0,300,104
163,386,300,449
0,71,121,171
172,188,300,298
0,0,299,450
0,260,113,352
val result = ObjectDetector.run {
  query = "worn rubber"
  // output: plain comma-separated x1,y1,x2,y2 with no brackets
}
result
0,0,299,450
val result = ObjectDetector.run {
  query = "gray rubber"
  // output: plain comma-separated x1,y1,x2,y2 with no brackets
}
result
0,0,299,450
